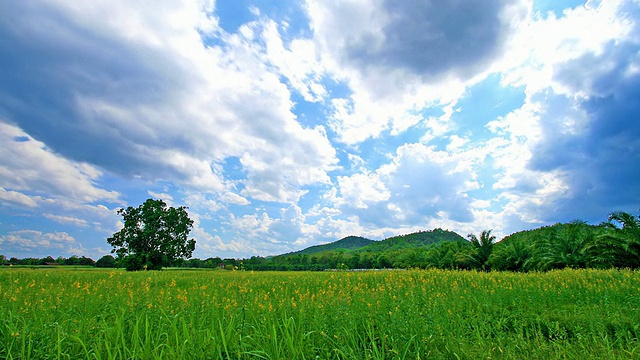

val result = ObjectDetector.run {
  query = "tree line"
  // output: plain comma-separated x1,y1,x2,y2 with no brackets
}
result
2,211,638,272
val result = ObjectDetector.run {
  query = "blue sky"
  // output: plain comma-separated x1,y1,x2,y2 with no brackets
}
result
1,0,639,260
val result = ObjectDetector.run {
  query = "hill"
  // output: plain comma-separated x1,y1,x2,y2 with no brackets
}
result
358,228,464,252
287,228,464,257
244,228,467,271
292,236,374,255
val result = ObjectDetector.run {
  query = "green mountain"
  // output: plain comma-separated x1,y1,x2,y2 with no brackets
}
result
358,228,464,252
290,236,374,255
288,228,464,257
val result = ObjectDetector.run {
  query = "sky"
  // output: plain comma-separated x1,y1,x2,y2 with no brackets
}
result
1,0,639,260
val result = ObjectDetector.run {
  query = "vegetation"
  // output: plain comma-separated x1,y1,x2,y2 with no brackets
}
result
236,213,640,272
586,211,640,269
107,198,195,271
4,211,640,273
3,211,640,358
291,236,374,255
1,267,638,359
95,255,117,268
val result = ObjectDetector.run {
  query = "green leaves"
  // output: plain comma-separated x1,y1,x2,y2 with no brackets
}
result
586,211,640,269
107,198,195,271
464,230,495,271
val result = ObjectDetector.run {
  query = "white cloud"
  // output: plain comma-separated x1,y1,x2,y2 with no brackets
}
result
0,187,39,208
0,230,89,257
334,173,390,209
183,193,223,216
0,121,120,204
497,0,634,92
1,0,639,260
220,192,250,206
305,0,527,144
261,20,327,102
480,0,640,228
147,191,174,204
42,214,89,227
328,142,481,231
1,1,338,206
190,212,255,258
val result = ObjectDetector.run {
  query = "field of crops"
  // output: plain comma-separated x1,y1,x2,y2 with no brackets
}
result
1,268,639,359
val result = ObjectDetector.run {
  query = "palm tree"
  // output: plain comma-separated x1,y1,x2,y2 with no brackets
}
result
534,221,592,270
488,238,533,272
425,240,470,269
586,212,640,269
464,230,496,271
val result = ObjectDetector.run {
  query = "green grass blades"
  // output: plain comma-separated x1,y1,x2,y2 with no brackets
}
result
0,268,639,359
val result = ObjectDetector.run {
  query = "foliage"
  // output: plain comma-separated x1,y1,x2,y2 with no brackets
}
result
487,236,533,271
462,230,495,271
95,255,117,268
358,228,464,252
107,198,195,271
423,240,471,269
1,268,639,359
247,228,465,271
586,211,640,269
531,221,593,271
291,236,374,255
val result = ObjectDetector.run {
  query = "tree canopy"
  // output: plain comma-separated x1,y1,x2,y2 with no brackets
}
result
107,198,195,271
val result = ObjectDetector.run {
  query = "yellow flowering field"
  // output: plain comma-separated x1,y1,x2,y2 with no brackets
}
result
1,268,639,359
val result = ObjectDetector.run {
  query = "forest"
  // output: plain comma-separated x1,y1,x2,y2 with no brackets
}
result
3,211,639,273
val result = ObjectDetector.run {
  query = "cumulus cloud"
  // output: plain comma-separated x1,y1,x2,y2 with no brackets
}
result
528,46,640,221
329,143,479,230
303,0,527,144
2,0,639,260
0,188,39,208
308,0,521,81
0,0,338,204
0,121,120,204
483,0,640,228
0,230,92,258
189,212,255,258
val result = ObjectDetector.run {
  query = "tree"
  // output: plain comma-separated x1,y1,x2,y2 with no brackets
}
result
464,230,495,271
39,256,56,265
586,211,640,269
95,255,117,268
488,238,533,272
425,240,470,269
107,198,195,271
533,221,591,270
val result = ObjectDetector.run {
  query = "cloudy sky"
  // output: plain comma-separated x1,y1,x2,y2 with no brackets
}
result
1,0,639,260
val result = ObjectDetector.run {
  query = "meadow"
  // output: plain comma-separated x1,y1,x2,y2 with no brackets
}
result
1,268,639,359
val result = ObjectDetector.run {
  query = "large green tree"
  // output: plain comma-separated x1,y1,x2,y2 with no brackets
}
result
107,198,195,271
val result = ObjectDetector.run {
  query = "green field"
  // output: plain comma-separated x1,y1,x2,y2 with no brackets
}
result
1,268,639,359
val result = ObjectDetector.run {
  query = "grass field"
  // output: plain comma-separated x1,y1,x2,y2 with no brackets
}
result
1,268,639,359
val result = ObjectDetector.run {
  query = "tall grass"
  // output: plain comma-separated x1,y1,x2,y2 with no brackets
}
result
0,268,638,359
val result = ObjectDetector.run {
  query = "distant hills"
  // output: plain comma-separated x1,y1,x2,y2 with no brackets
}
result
290,236,374,255
284,228,465,257
236,217,634,271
